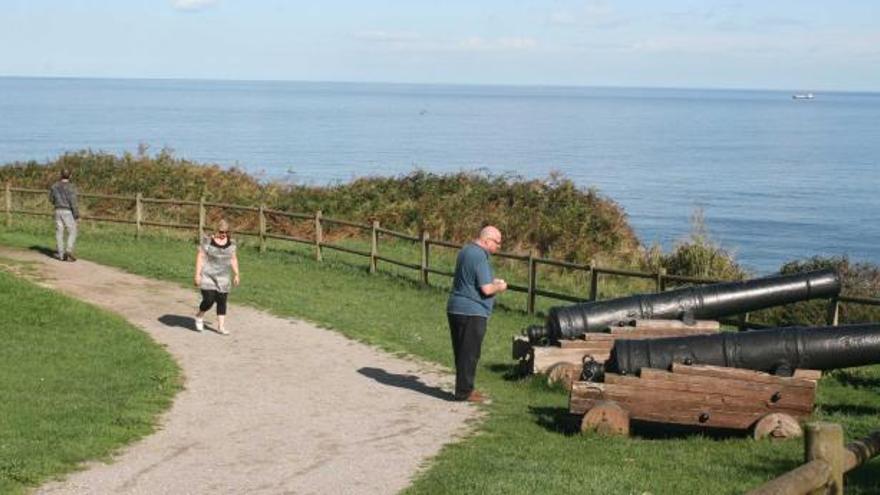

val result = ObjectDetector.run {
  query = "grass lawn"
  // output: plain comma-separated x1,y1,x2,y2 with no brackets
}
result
0,259,180,495
1,218,879,494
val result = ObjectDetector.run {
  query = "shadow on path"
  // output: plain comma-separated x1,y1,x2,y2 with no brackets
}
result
158,314,199,332
358,367,456,402
29,245,60,260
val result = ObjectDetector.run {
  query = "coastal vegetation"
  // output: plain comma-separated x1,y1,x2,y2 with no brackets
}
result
0,264,180,495
0,222,878,494
4,150,879,325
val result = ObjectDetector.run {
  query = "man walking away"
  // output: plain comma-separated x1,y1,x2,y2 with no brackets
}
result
48,168,79,261
446,225,508,403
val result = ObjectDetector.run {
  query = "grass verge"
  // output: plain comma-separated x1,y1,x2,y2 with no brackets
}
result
1,219,878,494
0,259,180,495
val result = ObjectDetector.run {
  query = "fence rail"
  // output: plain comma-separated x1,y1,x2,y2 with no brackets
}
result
747,423,880,495
5,182,880,320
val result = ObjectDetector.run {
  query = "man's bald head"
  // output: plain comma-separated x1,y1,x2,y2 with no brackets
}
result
477,225,502,253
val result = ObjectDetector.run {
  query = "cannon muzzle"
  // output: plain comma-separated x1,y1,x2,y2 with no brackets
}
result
531,268,840,344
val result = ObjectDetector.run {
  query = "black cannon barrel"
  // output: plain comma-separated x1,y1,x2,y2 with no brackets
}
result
602,323,880,380
531,268,840,343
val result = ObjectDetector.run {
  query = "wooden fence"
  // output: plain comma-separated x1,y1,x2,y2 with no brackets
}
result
747,422,880,495
5,182,880,322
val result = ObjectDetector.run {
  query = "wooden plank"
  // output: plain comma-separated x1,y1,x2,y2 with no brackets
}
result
609,328,719,338
793,369,823,382
570,381,811,428
580,333,617,342
571,389,763,429
623,319,720,330
670,364,816,389
558,339,615,350
622,370,815,412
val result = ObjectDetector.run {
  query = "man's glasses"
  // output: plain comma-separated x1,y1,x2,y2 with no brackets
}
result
217,230,228,235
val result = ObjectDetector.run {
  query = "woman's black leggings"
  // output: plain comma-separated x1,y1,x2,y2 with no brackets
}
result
199,290,228,315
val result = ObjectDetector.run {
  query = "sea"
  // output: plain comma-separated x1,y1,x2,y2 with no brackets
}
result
1,76,878,274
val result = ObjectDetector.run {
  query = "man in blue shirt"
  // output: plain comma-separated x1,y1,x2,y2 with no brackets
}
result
446,225,508,402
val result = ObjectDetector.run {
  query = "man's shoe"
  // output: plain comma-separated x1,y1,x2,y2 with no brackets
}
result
56,253,66,261
65,252,77,262
458,390,489,403
216,326,230,336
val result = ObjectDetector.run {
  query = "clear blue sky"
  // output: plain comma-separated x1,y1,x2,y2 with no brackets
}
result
2,0,878,91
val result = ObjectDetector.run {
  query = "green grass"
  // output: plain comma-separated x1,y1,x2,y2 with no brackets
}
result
1,218,879,494
0,260,180,495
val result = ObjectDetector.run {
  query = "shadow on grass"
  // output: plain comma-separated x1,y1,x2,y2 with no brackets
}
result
846,461,880,493
158,314,199,332
528,406,754,440
529,406,582,436
487,362,529,381
630,420,750,440
829,370,880,390
819,403,880,416
357,367,456,402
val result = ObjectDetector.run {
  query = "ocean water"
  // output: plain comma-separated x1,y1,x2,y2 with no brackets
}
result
1,77,878,274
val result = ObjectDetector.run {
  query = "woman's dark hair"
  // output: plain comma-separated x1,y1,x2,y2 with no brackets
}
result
60,168,72,180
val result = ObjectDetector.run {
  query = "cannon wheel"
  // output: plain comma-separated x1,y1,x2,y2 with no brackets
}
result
752,413,803,440
546,362,581,390
581,401,630,436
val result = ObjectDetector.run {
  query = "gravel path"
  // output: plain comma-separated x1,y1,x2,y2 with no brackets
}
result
0,247,479,495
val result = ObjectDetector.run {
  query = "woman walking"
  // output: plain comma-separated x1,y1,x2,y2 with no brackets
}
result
194,219,240,335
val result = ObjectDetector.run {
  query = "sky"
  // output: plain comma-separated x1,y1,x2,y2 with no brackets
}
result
1,0,878,91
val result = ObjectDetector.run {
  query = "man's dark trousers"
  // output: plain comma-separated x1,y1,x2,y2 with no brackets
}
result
447,313,488,399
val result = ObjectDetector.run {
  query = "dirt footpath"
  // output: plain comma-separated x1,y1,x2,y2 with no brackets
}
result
0,247,479,495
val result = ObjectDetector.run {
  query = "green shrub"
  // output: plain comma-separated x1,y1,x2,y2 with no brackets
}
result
1,151,642,265
644,209,746,281
759,256,880,326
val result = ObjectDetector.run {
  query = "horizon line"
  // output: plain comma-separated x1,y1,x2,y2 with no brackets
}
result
1,73,876,95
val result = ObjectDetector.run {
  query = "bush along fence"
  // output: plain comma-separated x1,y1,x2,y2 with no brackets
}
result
747,422,880,495
5,183,880,323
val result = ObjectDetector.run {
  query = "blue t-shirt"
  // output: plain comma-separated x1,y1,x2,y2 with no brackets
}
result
446,242,495,317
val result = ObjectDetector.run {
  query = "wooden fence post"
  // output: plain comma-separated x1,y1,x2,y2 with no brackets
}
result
420,230,430,285
527,252,537,315
198,196,206,240
826,298,840,326
656,267,666,293
370,220,379,274
258,203,266,253
589,260,599,301
4,182,11,228
135,192,143,238
806,422,845,495
314,210,323,262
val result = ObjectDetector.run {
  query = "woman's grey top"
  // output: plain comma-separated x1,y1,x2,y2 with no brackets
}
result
200,236,237,293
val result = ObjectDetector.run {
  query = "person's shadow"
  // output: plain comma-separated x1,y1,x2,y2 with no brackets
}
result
357,367,456,401
28,245,60,259
158,314,199,332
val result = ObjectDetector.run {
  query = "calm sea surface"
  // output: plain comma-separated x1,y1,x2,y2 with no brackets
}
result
1,77,878,273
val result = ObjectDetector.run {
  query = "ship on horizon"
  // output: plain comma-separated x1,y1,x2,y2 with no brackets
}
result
792,92,815,100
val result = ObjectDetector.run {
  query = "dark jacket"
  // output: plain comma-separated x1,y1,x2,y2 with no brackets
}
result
49,180,79,219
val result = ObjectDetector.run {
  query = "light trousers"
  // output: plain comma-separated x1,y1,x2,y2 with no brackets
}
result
54,209,77,257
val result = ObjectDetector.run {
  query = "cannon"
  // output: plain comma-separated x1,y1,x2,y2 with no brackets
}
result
527,268,840,344
570,323,880,437
584,323,880,382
